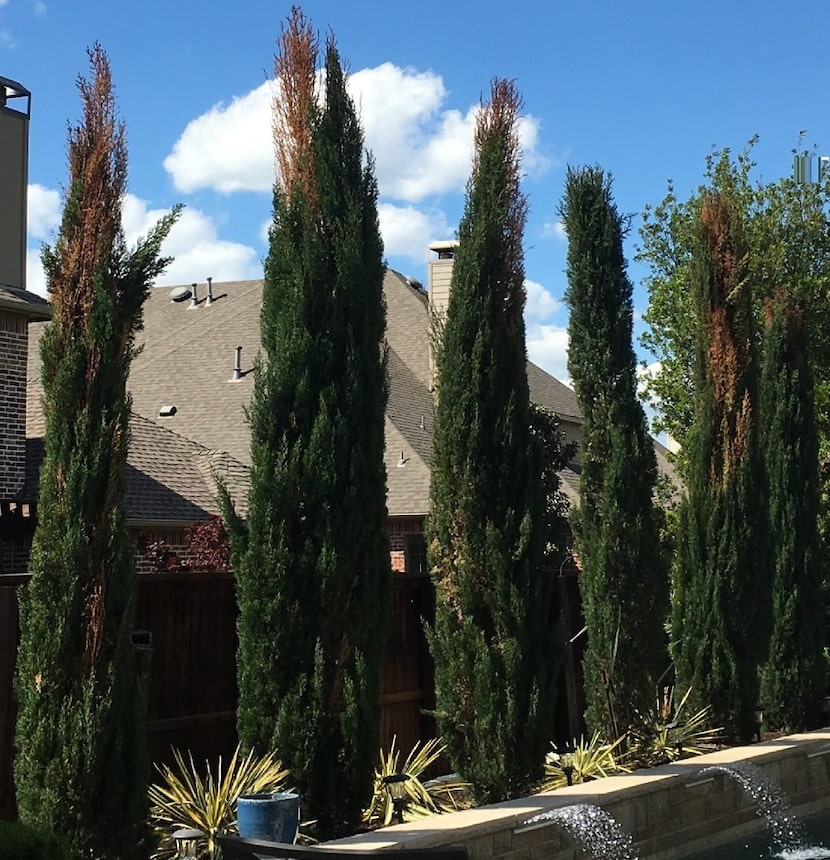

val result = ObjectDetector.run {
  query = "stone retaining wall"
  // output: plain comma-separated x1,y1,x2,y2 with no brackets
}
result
331,730,830,859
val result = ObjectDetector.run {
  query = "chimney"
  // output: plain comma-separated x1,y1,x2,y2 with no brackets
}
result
0,76,50,502
427,240,458,390
0,76,31,291
205,276,213,306
188,282,199,309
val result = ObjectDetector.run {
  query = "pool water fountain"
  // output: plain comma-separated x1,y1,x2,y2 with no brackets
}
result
522,803,638,860
698,761,809,854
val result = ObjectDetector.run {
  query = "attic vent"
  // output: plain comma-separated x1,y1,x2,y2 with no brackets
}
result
159,405,177,417
169,286,191,303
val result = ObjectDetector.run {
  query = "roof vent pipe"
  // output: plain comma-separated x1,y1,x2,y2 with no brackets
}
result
188,282,199,309
205,276,213,306
232,346,242,381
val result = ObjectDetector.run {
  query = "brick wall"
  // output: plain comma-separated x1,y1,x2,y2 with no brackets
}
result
387,517,425,575
0,313,28,500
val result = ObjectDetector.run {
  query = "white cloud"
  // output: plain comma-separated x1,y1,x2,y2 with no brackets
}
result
350,63,475,202
122,195,261,285
378,203,451,261
525,279,561,322
526,322,569,383
26,195,261,295
0,29,15,48
164,82,274,194
0,1,9,8
27,184,61,238
26,247,46,297
34,1,47,14
542,219,566,240
164,63,551,204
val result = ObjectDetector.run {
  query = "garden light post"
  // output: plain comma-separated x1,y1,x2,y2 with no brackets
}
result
382,773,411,824
665,721,685,758
559,743,576,786
172,828,204,859
754,706,764,743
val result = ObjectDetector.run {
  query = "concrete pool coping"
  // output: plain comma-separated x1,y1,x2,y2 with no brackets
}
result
327,729,830,859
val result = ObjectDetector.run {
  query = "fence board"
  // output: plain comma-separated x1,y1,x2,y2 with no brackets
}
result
1,571,434,819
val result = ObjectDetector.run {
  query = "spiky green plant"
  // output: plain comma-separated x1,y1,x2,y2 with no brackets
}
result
541,732,629,791
148,746,288,858
626,687,724,767
362,738,468,827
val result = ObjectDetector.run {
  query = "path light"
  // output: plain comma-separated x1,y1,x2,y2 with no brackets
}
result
754,705,764,743
665,721,685,758
382,772,411,824
172,828,203,859
559,742,576,786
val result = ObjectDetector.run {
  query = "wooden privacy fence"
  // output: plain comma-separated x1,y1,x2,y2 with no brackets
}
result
0,571,435,820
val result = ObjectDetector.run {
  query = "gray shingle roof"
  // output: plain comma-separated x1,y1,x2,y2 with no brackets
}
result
26,270,586,522
0,286,50,320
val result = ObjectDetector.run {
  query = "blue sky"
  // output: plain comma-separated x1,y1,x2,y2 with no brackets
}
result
3,0,829,387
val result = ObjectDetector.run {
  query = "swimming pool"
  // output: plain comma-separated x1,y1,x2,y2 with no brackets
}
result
684,812,830,859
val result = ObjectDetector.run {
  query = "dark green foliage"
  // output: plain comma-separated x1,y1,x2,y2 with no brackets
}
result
760,293,825,730
672,192,767,741
0,820,74,860
425,80,562,804
638,138,830,476
222,22,389,839
13,46,178,859
560,166,669,738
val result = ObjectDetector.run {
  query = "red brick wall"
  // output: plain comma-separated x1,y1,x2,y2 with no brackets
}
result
0,314,28,499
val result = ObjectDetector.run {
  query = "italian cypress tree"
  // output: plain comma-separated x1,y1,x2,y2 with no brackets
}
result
222,12,389,839
14,46,178,858
759,291,825,731
425,80,558,804
560,166,669,738
672,191,767,741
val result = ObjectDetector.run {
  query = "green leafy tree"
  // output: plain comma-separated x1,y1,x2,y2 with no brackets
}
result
14,46,178,858
760,291,825,731
222,12,389,839
560,166,669,738
638,137,830,470
425,79,559,804
672,191,768,741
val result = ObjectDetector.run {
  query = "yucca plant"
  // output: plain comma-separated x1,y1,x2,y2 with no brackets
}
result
148,745,289,858
362,737,468,827
626,686,724,768
541,731,629,791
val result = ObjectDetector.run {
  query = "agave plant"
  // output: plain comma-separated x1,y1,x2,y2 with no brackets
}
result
148,745,289,859
362,737,469,827
626,686,724,768
541,731,629,791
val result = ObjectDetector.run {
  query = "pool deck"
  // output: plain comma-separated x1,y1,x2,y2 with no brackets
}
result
326,729,830,859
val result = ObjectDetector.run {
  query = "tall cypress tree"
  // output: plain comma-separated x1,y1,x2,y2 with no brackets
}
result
425,80,558,804
672,191,767,741
760,291,825,731
560,166,669,738
222,12,389,839
14,47,178,858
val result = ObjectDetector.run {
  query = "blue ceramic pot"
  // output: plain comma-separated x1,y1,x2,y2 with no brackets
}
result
237,791,300,843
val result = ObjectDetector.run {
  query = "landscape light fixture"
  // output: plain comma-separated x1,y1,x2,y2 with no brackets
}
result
558,743,576,786
172,828,204,859
754,705,764,743
382,772,411,824
665,721,686,758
